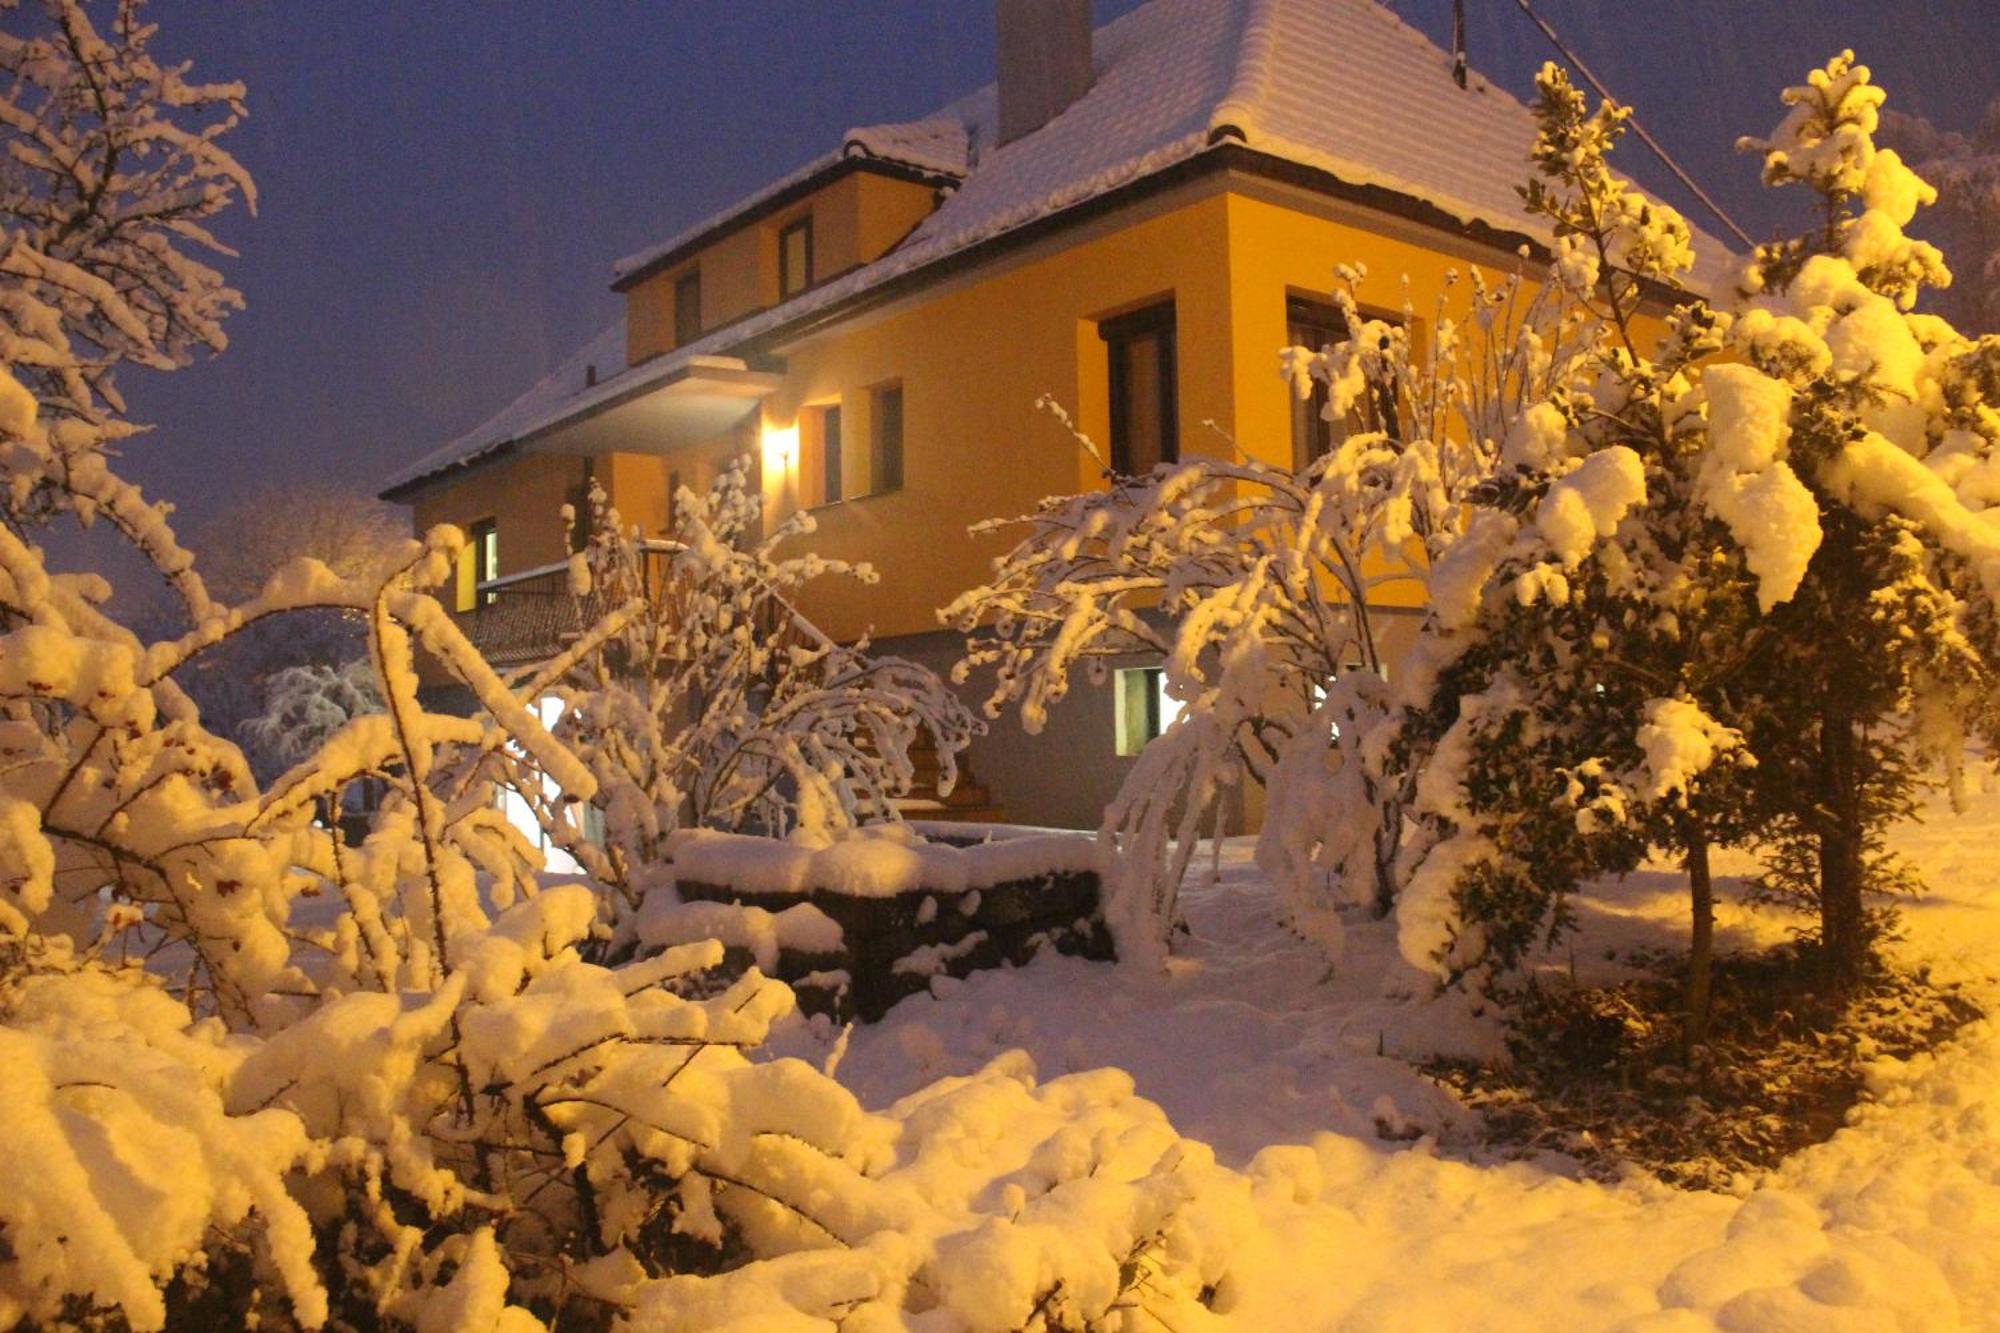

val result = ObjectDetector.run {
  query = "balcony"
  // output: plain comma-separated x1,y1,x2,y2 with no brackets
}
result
456,544,672,669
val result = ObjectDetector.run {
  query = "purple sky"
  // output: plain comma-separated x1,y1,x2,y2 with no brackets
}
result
113,0,1998,538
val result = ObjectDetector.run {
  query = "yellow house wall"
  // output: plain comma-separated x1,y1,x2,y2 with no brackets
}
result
757,178,1557,642
623,170,939,366
757,187,1240,644
409,450,583,587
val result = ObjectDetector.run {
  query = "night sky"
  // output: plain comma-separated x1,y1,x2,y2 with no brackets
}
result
112,0,2000,543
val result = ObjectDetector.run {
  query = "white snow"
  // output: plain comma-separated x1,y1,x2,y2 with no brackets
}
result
666,823,1101,898
760,780,2000,1330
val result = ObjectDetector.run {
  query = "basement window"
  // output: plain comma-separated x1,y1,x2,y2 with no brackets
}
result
1102,302,1177,476
1114,666,1183,757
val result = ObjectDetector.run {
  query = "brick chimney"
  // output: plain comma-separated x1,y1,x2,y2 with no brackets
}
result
995,0,1093,146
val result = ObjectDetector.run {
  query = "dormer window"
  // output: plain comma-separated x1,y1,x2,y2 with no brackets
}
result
673,268,702,347
779,216,814,299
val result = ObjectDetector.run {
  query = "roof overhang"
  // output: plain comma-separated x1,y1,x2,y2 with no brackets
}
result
523,355,781,459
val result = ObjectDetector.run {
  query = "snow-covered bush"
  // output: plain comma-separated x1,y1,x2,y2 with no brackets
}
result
241,658,382,768
544,467,978,906
179,486,408,779
0,7,1223,1328
946,201,1625,962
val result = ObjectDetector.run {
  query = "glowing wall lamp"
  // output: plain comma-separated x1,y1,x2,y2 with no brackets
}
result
762,421,799,511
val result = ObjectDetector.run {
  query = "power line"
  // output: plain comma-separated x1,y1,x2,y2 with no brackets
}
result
1508,0,1757,252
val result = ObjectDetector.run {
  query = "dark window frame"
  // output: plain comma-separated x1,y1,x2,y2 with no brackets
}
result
1286,291,1402,467
870,382,904,494
819,403,843,507
673,268,702,346
1286,294,1346,469
778,216,815,299
1100,302,1178,476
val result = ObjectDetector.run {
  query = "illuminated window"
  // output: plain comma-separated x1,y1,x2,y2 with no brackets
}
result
497,694,600,874
1101,302,1177,476
779,216,814,299
870,383,904,494
460,518,498,611
673,268,702,346
1114,666,1182,756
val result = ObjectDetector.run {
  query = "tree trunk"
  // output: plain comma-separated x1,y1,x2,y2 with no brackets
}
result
1372,794,1402,918
1818,694,1866,994
1685,826,1715,1055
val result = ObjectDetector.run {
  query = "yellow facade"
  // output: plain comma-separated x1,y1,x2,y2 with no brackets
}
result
412,169,1591,638
746,171,1555,642
623,167,940,366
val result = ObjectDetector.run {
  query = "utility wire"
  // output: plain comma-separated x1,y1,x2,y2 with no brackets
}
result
1508,0,1757,252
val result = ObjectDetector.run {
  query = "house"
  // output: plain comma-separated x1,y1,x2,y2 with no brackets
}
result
380,0,1726,830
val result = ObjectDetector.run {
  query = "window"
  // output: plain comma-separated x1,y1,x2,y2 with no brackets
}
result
870,383,904,494
1101,303,1177,475
817,404,843,506
1287,295,1346,469
461,518,498,611
1287,294,1400,468
497,695,600,875
779,216,814,299
1114,666,1183,757
673,268,702,347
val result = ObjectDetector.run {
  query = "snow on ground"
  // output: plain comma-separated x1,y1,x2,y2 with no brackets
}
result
758,781,2000,1329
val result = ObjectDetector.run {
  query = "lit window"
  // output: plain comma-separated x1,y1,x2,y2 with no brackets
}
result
459,518,498,611
673,268,702,346
497,694,600,874
779,216,814,299
1101,302,1177,476
871,383,904,494
1114,666,1182,756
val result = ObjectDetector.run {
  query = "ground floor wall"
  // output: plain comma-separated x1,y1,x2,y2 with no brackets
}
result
885,603,1426,834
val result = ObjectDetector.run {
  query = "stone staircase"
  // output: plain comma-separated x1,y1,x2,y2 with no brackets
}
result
892,728,1004,823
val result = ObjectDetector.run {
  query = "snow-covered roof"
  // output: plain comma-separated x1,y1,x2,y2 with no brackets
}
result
386,0,1738,498
382,321,626,494
610,114,975,288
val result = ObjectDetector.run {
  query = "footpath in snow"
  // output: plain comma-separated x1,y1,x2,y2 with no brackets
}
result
759,786,2000,1330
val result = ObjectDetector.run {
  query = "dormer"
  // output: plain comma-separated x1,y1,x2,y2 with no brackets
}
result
614,135,964,367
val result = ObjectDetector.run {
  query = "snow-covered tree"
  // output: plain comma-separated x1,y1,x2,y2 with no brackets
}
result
1722,53,2000,989
1880,96,2000,334
543,464,979,905
239,656,380,767
1387,53,2000,1031
176,485,405,775
0,0,252,617
1368,63,1788,1044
